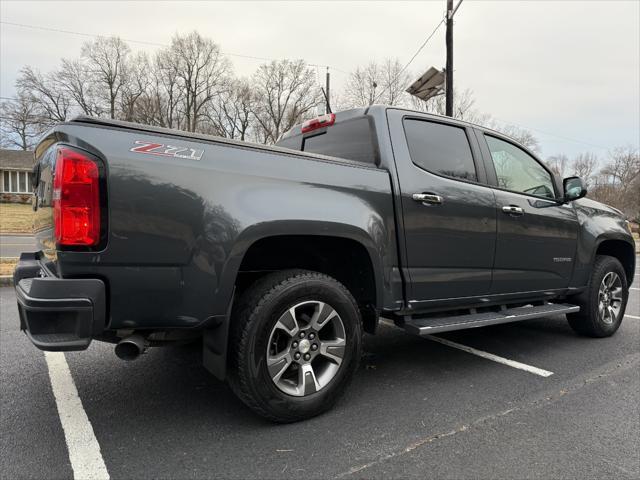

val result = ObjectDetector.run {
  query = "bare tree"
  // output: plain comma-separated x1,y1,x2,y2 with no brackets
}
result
343,58,410,108
252,59,320,144
571,152,598,185
594,146,640,220
547,152,598,184
600,146,639,189
205,78,256,140
169,31,230,132
410,88,488,124
119,52,152,122
81,36,131,119
57,59,102,116
343,63,380,107
0,94,42,150
17,66,71,125
146,48,184,129
546,153,570,177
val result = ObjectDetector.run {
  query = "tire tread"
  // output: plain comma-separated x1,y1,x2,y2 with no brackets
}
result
228,269,360,422
567,255,628,337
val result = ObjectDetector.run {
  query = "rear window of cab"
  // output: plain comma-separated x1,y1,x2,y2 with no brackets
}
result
278,117,378,165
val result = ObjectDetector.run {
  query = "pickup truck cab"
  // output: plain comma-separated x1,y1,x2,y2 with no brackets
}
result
15,106,636,422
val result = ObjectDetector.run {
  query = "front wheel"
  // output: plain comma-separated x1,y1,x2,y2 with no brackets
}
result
228,270,362,422
567,255,629,337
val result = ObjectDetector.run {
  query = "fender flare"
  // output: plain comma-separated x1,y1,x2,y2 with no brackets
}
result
203,220,388,381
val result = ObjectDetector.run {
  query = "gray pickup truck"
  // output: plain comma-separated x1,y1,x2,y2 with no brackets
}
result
15,105,635,422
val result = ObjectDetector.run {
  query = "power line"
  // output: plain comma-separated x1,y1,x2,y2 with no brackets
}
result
0,20,346,72
1,21,167,47
372,15,446,104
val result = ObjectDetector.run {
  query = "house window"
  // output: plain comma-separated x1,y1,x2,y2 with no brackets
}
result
1,170,33,193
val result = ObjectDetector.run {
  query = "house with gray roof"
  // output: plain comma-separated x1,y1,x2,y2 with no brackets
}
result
0,149,36,203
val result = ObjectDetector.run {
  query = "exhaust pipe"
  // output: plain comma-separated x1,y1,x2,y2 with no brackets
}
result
115,334,148,361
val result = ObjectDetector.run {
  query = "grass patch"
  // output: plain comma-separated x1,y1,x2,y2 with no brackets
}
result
0,203,33,234
0,258,17,276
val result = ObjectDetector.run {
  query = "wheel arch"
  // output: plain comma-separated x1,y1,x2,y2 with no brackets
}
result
223,220,388,311
595,237,636,284
204,221,388,381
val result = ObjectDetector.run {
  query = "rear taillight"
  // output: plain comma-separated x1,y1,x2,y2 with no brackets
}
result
301,113,335,133
53,147,101,247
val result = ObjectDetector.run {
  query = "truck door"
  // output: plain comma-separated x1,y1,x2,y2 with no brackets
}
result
387,110,497,307
475,131,579,293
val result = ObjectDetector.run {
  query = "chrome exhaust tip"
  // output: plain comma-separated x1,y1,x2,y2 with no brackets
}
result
115,334,147,361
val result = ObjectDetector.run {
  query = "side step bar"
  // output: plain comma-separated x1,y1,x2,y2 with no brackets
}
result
403,303,580,336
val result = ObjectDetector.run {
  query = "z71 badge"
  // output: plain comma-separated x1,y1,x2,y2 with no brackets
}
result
130,140,204,160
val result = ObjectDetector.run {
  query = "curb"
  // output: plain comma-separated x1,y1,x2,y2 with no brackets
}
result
0,276,13,287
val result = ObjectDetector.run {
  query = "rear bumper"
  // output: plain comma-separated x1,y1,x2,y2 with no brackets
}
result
14,252,106,351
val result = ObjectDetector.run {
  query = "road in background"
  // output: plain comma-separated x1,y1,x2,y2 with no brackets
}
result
0,235,35,258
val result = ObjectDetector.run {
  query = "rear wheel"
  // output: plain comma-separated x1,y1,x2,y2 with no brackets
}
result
228,270,362,422
567,255,629,337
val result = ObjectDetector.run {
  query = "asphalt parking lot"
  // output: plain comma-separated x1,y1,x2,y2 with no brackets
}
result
1,263,639,479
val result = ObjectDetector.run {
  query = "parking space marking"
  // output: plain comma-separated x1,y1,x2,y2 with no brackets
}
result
630,287,639,291
626,314,640,320
379,318,554,377
424,335,554,377
44,352,109,480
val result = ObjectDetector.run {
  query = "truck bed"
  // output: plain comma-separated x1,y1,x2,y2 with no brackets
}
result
68,116,382,171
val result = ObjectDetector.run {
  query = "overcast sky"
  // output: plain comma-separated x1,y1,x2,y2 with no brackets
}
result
1,0,638,158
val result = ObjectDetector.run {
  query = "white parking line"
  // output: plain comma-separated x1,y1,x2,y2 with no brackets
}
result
44,352,109,480
424,335,554,377
630,287,640,291
625,314,640,320
379,318,553,377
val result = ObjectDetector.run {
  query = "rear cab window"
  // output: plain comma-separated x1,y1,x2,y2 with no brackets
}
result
276,115,379,165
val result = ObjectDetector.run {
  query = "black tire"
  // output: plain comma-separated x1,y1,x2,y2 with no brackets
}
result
567,255,629,337
228,269,362,423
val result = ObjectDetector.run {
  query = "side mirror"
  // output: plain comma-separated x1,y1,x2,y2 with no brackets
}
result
562,176,587,202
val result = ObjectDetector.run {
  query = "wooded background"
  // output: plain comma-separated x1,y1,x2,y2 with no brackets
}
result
1,32,637,222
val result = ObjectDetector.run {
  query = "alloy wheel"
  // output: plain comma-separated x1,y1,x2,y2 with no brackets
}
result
598,271,623,325
266,300,346,397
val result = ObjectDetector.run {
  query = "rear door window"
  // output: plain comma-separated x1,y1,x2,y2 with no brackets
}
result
403,119,477,181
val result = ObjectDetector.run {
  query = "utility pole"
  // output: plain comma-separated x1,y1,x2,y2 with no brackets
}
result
325,67,331,114
445,0,454,117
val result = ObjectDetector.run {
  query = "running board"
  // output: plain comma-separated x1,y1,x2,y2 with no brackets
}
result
403,303,580,336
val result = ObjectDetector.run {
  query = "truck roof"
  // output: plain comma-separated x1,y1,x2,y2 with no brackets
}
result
281,104,514,143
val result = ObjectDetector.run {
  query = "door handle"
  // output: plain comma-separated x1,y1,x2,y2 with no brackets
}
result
412,193,443,205
502,205,524,216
